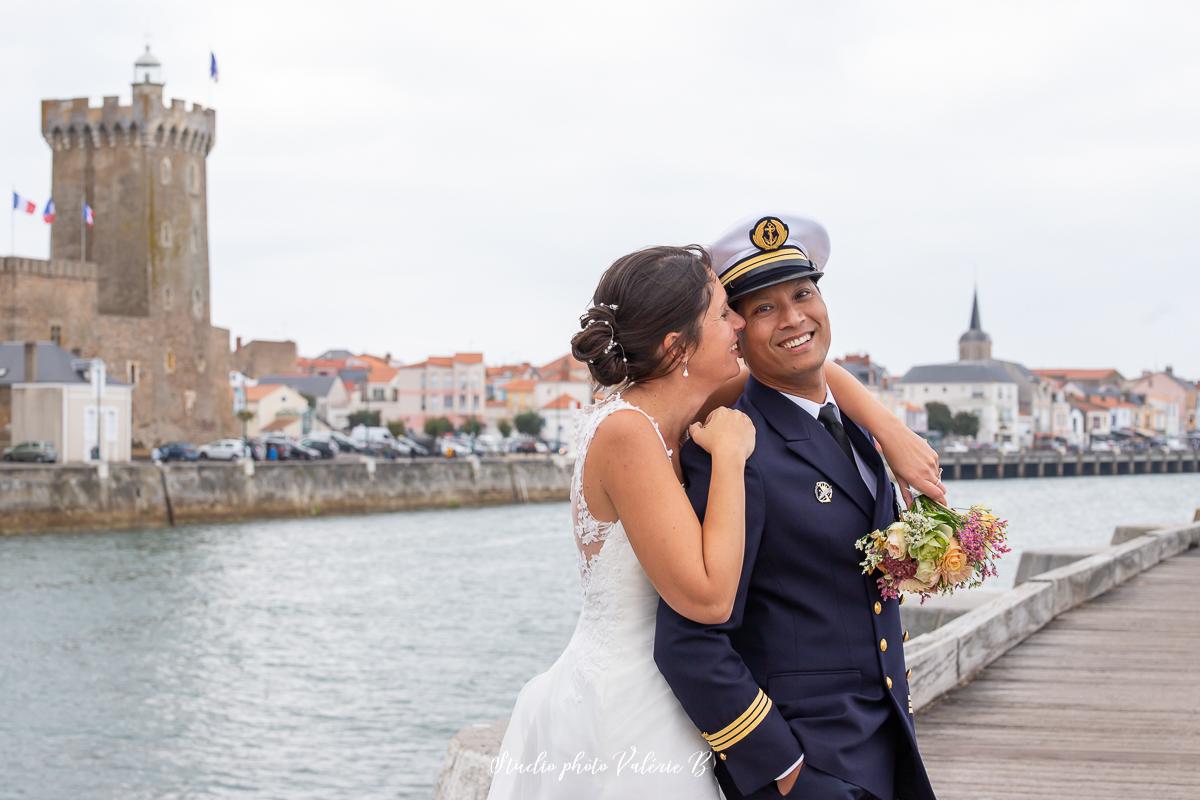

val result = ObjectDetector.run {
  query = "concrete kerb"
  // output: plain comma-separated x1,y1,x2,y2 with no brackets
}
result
905,519,1200,712
434,721,507,800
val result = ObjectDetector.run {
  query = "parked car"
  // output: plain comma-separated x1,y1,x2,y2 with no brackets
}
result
198,438,248,461
394,436,430,456
941,441,969,454
2,440,58,463
299,437,338,459
438,437,474,457
1089,439,1120,453
154,442,199,462
261,436,320,461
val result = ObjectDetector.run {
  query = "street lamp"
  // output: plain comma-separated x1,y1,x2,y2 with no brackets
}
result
72,357,106,462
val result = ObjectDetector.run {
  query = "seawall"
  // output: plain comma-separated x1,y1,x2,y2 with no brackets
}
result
0,457,572,535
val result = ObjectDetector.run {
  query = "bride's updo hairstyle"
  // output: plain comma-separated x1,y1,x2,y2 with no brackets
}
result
571,245,713,388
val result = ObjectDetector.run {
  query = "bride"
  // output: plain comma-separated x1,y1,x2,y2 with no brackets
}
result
487,244,941,798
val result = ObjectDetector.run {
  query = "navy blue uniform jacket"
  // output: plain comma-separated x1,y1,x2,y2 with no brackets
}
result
654,376,936,800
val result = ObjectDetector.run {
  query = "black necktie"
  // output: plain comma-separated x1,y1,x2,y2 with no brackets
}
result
817,403,856,465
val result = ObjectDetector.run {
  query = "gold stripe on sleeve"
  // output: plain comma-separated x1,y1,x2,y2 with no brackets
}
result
709,695,773,752
701,688,766,745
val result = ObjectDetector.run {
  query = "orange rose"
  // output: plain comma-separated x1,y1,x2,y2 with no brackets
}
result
939,539,973,584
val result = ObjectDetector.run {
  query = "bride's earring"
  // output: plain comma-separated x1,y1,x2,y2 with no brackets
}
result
682,360,689,378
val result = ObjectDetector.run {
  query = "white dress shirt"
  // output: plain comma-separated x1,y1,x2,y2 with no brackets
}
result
772,387,878,782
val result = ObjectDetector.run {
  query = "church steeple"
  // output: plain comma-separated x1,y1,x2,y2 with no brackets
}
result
968,288,982,332
958,286,992,361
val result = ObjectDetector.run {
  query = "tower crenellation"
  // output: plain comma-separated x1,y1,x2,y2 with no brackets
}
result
41,92,215,154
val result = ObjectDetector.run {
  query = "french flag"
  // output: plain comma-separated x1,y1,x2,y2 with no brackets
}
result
82,201,95,227
11,191,36,214
42,198,55,224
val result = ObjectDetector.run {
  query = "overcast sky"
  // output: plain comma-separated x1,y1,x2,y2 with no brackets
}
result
4,1,1199,379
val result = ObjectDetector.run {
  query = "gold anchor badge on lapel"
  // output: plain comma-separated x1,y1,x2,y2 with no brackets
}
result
815,481,833,503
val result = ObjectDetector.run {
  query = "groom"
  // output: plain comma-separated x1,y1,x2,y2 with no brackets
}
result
654,215,936,800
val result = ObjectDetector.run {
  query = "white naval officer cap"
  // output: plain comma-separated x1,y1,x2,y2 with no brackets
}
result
710,214,831,303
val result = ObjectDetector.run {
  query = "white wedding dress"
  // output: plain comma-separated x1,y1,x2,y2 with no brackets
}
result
487,396,723,799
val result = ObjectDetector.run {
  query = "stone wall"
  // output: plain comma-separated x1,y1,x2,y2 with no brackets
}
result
0,456,571,535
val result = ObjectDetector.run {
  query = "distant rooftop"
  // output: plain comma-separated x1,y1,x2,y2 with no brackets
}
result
0,341,126,386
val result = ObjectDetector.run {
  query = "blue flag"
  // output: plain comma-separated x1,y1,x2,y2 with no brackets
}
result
209,51,219,83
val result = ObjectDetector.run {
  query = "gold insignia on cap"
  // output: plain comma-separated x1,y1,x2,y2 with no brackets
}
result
749,217,789,251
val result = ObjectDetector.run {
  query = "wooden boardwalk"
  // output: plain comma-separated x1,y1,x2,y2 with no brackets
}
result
917,547,1200,799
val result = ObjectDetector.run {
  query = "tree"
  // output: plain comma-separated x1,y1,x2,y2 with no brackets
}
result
236,408,255,440
424,416,454,437
387,420,407,438
514,411,545,437
951,411,980,438
497,419,513,438
348,410,381,429
458,416,483,437
925,401,953,434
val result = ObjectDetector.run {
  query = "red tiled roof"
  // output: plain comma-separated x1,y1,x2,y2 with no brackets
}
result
502,378,537,393
1070,399,1110,413
538,353,589,382
455,352,484,364
297,357,347,373
542,393,582,411
1033,368,1124,381
244,384,285,402
487,362,533,379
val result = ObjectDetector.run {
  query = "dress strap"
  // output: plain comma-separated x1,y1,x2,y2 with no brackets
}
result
601,394,673,460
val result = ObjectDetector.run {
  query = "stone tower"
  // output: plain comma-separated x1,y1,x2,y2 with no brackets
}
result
958,288,992,361
29,47,233,446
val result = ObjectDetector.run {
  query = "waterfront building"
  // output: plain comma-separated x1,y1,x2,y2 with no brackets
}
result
897,290,1034,446
257,374,353,430
232,338,299,379
392,353,486,431
242,384,308,436
0,49,234,449
0,341,132,462
1130,368,1196,435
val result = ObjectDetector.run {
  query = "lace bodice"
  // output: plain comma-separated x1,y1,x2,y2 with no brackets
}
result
570,393,673,586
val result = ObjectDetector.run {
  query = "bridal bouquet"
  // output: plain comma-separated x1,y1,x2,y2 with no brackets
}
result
854,496,1011,603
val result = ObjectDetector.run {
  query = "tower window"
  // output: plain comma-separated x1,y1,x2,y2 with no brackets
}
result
159,221,172,247
187,162,200,195
126,361,140,385
160,157,172,185
50,325,62,346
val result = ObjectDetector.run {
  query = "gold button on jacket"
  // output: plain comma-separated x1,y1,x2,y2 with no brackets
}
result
886,676,893,689
873,601,882,615
879,638,888,652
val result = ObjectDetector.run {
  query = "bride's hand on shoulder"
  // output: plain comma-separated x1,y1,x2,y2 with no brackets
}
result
688,407,756,463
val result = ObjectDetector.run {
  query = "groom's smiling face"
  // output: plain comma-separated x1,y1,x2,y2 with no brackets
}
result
733,277,831,392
